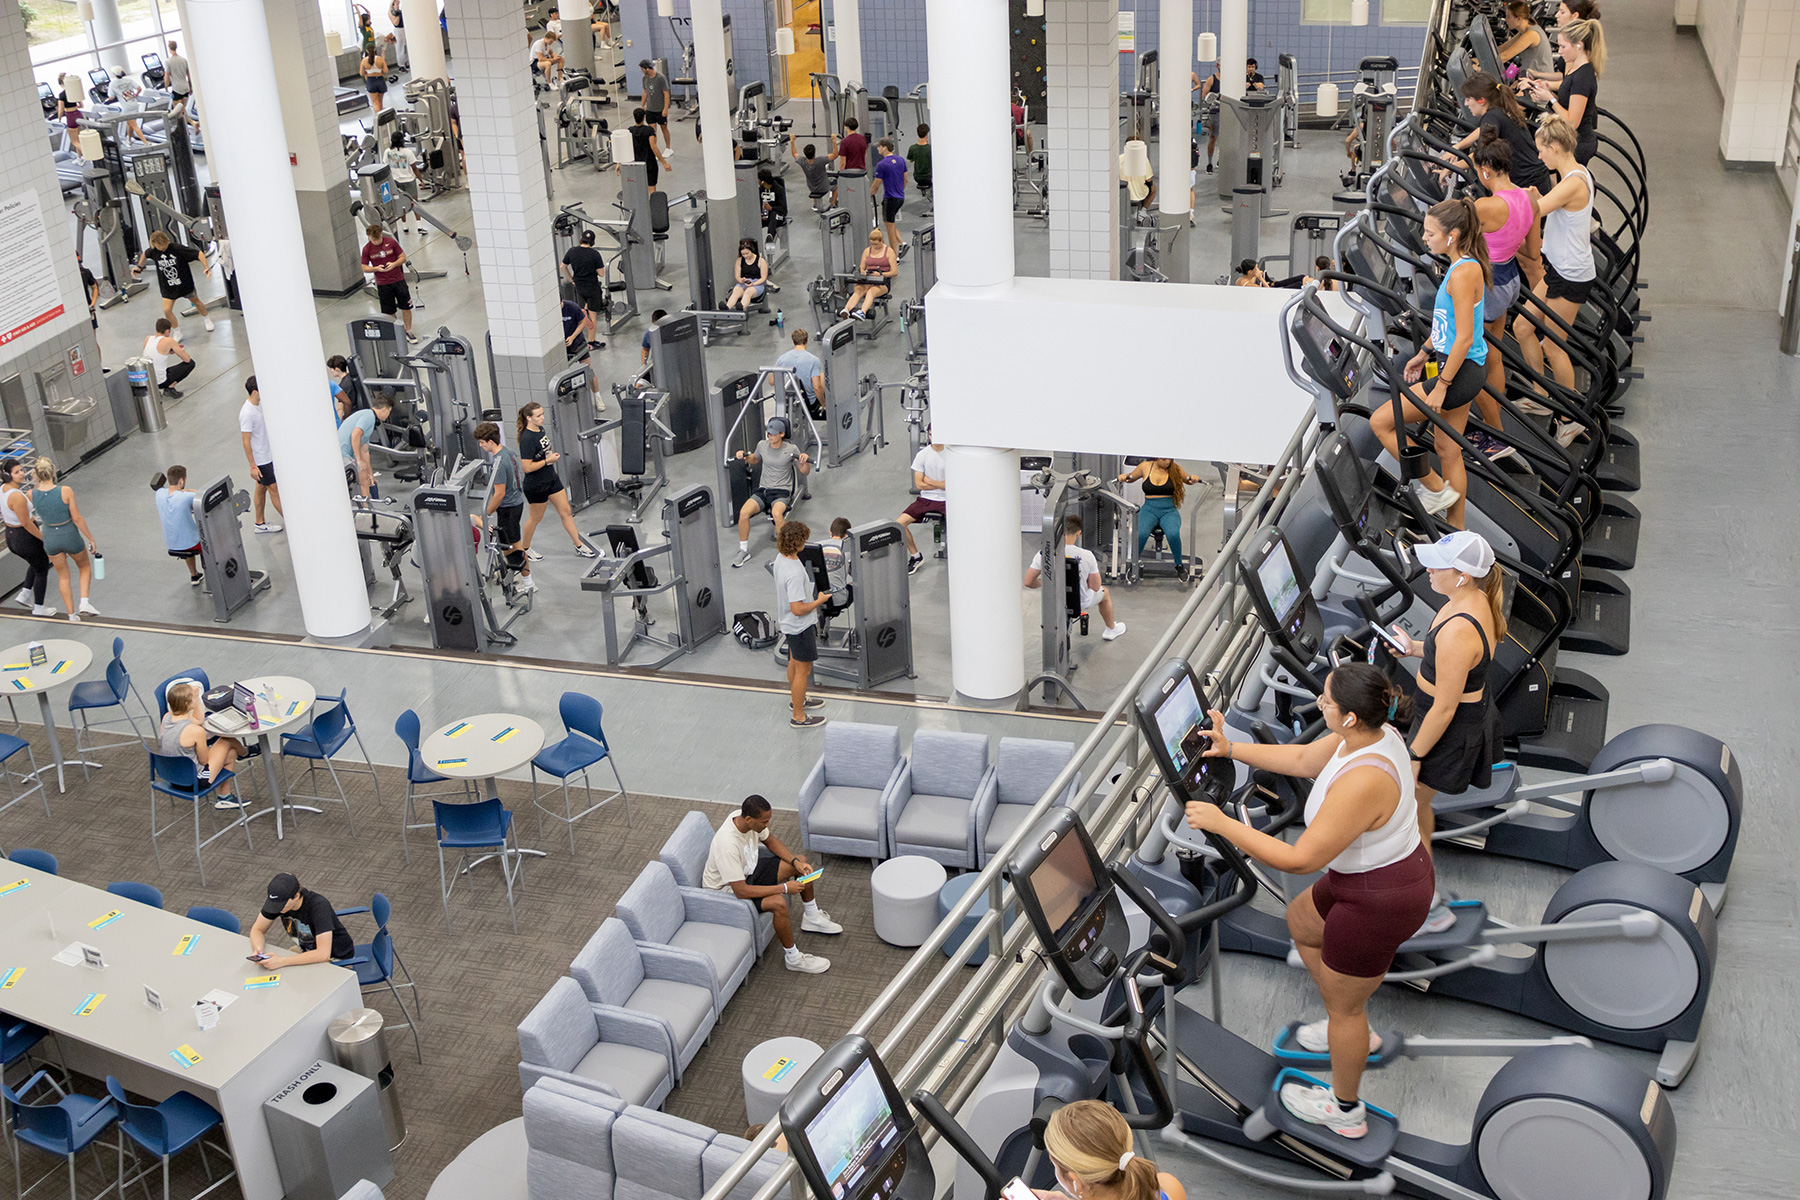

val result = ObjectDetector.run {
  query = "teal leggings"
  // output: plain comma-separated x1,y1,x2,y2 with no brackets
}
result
1137,497,1183,567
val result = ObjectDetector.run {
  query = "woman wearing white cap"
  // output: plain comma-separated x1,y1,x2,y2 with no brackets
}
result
1388,529,1505,933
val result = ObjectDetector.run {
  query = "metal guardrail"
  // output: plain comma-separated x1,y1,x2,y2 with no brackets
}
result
703,411,1324,1200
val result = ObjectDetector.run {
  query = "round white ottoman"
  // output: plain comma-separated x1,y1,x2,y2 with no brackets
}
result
871,855,949,947
742,1035,824,1127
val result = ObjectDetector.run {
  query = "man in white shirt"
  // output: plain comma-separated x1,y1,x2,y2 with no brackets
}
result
1024,514,1126,641
530,31,564,87
702,795,841,973
238,376,283,534
896,429,945,574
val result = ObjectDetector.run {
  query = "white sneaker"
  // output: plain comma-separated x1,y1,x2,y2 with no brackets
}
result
1515,397,1553,416
1413,480,1459,515
1278,1082,1368,1139
213,796,246,810
78,599,99,616
203,318,216,332
31,605,55,617
526,548,544,561
1553,420,1584,447
784,952,831,973
67,614,81,623
254,523,282,534
731,549,754,568
801,909,844,935
12,588,30,607
515,576,538,595
1415,898,1457,936
1102,621,1127,642
1294,1018,1382,1055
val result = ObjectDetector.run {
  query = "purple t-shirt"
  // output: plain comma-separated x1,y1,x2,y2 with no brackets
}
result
874,154,907,200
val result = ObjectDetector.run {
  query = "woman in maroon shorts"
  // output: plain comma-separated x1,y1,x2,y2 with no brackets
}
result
1184,663,1432,1141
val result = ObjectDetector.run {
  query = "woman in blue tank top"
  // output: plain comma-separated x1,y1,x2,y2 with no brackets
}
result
1369,197,1491,530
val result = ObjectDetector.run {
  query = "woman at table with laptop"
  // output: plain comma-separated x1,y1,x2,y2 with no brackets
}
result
160,679,248,809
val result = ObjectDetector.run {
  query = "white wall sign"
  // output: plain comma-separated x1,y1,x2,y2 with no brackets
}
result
1119,12,1136,53
0,192,69,356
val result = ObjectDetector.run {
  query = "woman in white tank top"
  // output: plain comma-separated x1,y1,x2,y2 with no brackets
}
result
1183,664,1434,1140
1510,114,1596,416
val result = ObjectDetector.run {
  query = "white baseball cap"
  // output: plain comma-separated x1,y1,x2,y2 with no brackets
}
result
1413,529,1495,575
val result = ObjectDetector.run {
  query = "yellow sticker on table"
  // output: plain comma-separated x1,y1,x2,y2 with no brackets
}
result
0,967,22,989
170,1045,203,1069
762,1056,799,1083
491,726,519,743
9,677,30,691
0,878,28,897
243,974,281,990
73,993,106,1016
88,910,123,930
443,721,471,738
173,934,201,957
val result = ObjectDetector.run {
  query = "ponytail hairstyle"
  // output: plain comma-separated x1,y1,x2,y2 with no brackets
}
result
516,401,543,440
1461,72,1527,129
1043,1101,1162,1200
1561,18,1605,74
1427,196,1491,285
1323,663,1411,729
1503,0,1534,23
1478,565,1510,643
1535,113,1578,156
1469,131,1515,178
1563,0,1601,21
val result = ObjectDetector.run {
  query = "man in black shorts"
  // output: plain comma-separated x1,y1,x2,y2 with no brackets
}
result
773,520,831,729
477,422,535,596
359,224,417,342
731,416,809,567
561,229,608,328
131,230,214,333
639,60,671,151
871,138,907,257
627,108,670,192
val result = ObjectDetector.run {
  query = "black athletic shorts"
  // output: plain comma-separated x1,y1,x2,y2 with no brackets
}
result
753,487,791,513
1544,260,1595,306
748,848,780,887
882,196,903,223
494,503,523,547
1409,696,1502,795
646,111,668,127
366,77,388,95
524,471,565,505
1430,357,1485,412
786,625,818,663
575,282,607,313
641,158,659,188
256,462,276,486
376,280,413,313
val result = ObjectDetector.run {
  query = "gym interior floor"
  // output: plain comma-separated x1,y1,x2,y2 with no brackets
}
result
19,3,1796,1197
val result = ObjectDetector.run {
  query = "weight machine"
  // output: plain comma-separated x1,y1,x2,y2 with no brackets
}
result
544,361,607,512
594,383,674,524
411,458,531,651
401,78,462,195
771,523,916,689
353,163,474,285
579,484,727,668
553,202,641,334
193,476,270,624
351,491,415,621
734,80,792,171
708,366,826,529
1021,466,1137,710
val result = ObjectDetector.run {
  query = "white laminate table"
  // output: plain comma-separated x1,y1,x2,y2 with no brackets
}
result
0,638,95,792
420,713,547,860
203,675,318,840
0,863,361,1200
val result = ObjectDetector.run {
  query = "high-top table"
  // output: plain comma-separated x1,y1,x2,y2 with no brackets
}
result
0,638,95,792
420,713,547,861
204,675,318,840
0,861,360,1200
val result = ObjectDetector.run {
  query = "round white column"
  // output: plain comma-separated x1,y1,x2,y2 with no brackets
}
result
691,0,736,201
401,0,447,81
90,0,126,59
1158,0,1193,217
924,0,1013,286
1221,0,1248,101
833,0,864,87
186,0,370,639
945,447,1025,703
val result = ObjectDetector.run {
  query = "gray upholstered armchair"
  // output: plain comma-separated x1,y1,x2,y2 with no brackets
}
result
660,809,776,953
615,861,757,1005
569,918,719,1081
885,730,994,869
517,976,675,1109
797,722,907,862
524,1077,627,1200
973,737,1080,866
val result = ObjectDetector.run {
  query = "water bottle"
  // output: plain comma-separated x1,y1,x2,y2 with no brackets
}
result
775,309,784,331
91,552,104,581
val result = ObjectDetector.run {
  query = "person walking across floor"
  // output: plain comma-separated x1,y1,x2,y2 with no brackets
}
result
639,60,672,152
1,458,54,616
516,401,599,561
30,458,99,621
238,376,283,534
561,229,609,329
360,224,417,342
871,139,908,257
702,795,839,972
131,230,214,333
476,422,534,595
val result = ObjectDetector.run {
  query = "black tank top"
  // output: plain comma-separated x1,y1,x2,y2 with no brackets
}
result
1419,611,1492,693
1142,472,1176,497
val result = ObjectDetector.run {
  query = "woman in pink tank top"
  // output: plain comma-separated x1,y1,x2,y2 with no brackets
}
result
1461,135,1539,461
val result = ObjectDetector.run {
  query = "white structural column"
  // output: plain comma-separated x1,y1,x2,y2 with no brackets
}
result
401,0,447,81
833,0,864,86
1046,0,1120,281
1158,0,1193,214
692,0,741,298
446,0,566,412
90,0,126,56
925,0,1022,703
184,0,369,639
1221,0,1248,100
562,0,593,78
266,0,363,293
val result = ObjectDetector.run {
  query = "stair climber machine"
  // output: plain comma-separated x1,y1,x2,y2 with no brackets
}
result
967,788,1681,1199
1342,57,1399,191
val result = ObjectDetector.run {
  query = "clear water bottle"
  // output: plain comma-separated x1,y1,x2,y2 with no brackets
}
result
775,309,784,330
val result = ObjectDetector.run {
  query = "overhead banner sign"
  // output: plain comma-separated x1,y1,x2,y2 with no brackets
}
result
0,191,68,355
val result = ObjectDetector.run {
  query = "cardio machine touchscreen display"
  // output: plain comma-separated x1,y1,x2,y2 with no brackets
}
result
1031,833,1104,960
1257,549,1304,636
805,1060,903,1200
1154,671,1209,784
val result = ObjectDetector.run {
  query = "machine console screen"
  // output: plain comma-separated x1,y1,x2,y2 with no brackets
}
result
806,1060,903,1200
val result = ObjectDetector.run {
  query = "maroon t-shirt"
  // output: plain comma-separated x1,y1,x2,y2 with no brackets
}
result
360,237,405,285
838,131,868,171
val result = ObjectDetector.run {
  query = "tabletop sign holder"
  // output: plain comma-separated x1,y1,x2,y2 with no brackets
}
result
145,985,164,1012
195,999,221,1030
81,944,106,970
27,642,46,668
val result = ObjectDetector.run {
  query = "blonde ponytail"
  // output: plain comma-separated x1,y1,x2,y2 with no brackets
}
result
1043,1101,1161,1200
1479,567,1509,644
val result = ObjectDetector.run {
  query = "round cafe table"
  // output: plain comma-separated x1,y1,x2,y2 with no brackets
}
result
0,639,93,793
204,675,317,840
421,713,547,861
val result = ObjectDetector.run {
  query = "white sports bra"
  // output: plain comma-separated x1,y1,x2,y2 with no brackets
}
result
1303,725,1421,873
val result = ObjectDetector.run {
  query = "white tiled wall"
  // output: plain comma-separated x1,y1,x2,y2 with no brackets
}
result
1698,0,1800,163
1047,0,1121,281
445,0,563,409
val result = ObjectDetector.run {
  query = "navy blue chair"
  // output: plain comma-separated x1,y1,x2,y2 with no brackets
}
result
281,690,381,833
8,848,56,875
104,882,163,910
337,893,424,1063
2,1021,70,1160
3,1069,122,1200
104,1078,235,1200
433,798,521,934
148,753,252,887
0,733,48,834
68,638,154,778
153,670,210,719
530,692,632,853
182,907,241,935
394,710,473,865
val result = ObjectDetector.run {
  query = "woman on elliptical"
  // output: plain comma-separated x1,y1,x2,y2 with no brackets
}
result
1035,1100,1187,1200
1184,663,1432,1140
1497,1,1553,81
1464,134,1537,461
1368,197,1490,526
1385,529,1505,935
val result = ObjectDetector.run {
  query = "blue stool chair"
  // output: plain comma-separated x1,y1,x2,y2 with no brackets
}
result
148,753,253,887
0,733,48,832
104,882,163,910
433,798,521,934
2,1021,70,1161
153,670,210,718
105,1079,235,1200
281,690,381,833
529,692,632,853
68,638,154,778
182,907,241,935
337,893,424,1063
394,710,473,865
938,872,1015,966
8,848,57,875
3,1070,123,1200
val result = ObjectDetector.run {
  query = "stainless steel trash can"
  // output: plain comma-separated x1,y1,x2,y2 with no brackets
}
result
330,1008,405,1151
125,358,166,432
263,1059,393,1200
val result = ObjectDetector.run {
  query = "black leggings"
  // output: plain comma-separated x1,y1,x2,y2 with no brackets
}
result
5,525,49,605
